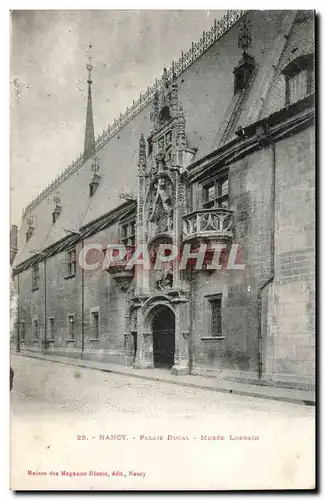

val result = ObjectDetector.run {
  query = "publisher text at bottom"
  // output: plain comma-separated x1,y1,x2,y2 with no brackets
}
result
27,470,146,478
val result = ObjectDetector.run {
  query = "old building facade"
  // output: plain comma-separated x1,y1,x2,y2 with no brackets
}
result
12,10,315,390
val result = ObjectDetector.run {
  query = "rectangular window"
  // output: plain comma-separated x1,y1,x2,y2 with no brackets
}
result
20,321,25,341
120,219,136,247
67,315,75,339
32,265,40,290
90,311,99,339
157,131,173,153
129,221,136,247
202,174,229,209
33,319,39,339
158,136,165,152
66,249,77,278
48,318,55,340
284,55,314,106
288,69,308,105
121,224,128,245
209,296,222,337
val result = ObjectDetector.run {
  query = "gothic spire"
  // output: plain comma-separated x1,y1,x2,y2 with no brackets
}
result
83,44,96,162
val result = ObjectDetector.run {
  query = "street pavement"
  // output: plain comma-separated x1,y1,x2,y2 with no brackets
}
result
10,354,315,491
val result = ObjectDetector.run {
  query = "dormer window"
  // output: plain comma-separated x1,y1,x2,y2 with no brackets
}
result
90,157,101,197
283,54,314,106
52,195,62,224
89,174,101,197
52,206,61,224
26,226,34,242
26,214,35,242
233,53,255,94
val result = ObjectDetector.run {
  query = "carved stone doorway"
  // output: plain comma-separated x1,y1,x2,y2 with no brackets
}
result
152,306,175,368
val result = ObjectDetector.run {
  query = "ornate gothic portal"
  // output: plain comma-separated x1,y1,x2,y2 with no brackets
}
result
126,67,196,375
152,306,175,368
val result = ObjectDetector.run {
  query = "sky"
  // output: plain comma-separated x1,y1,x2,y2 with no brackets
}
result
10,9,226,226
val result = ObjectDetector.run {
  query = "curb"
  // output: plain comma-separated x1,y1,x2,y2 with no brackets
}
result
13,351,315,407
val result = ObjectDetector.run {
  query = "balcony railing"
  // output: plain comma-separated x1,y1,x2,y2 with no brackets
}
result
183,208,233,243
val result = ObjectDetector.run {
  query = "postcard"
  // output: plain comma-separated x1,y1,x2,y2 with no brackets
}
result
10,9,316,491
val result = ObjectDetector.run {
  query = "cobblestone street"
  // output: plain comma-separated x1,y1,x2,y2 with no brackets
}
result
10,354,315,490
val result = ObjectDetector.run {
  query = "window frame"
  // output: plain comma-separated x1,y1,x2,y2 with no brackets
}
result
283,54,314,106
67,314,75,340
20,321,26,341
209,295,223,337
33,318,39,340
48,317,55,341
65,248,77,279
119,218,136,247
32,264,40,291
201,294,225,341
201,171,229,209
157,129,173,157
89,307,100,340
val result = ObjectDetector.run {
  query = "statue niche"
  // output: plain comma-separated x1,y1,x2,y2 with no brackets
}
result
146,176,174,239
149,237,174,291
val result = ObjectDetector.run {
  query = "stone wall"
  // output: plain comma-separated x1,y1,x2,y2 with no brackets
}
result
16,223,130,365
264,125,315,388
190,125,315,389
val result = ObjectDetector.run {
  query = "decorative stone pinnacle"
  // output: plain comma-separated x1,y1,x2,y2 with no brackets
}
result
172,61,176,80
53,193,61,205
162,67,168,88
138,134,146,172
238,18,252,54
177,103,186,148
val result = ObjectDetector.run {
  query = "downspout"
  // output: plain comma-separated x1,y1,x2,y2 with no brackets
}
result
81,238,85,357
187,174,194,374
16,273,20,353
44,258,47,351
257,124,275,379
188,265,194,373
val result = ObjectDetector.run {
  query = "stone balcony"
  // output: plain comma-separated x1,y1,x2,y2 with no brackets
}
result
104,245,135,290
182,208,233,246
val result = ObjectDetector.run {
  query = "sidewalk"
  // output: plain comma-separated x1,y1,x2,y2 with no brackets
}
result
13,351,315,406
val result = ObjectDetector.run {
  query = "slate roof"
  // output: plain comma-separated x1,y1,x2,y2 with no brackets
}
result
14,10,315,268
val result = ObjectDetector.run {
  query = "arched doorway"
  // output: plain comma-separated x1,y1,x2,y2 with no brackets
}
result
152,306,175,368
